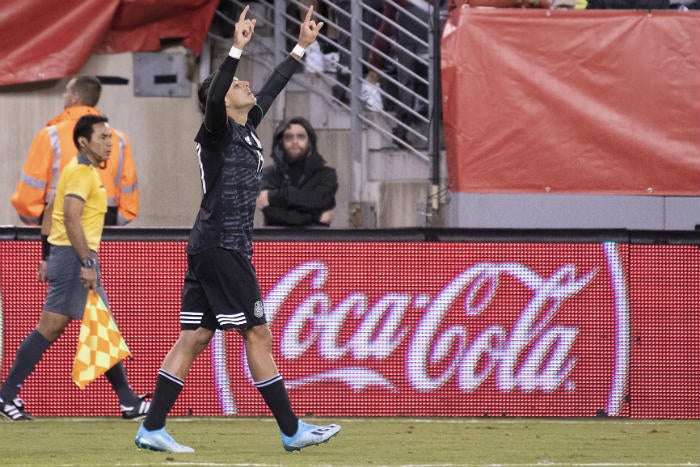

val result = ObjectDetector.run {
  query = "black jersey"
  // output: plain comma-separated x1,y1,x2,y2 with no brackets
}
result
187,120,264,258
187,54,300,259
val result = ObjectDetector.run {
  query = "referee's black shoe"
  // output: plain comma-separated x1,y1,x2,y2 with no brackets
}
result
121,394,152,420
0,396,33,421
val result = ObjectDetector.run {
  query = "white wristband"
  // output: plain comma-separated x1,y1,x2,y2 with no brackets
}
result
292,44,306,58
228,46,243,59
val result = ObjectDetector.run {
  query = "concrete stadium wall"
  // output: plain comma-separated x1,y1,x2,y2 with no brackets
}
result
449,194,700,231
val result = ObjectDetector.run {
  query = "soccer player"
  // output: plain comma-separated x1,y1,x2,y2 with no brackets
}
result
134,6,340,453
0,115,149,421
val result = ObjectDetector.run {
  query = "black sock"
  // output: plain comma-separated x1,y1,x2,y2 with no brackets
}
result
255,375,298,436
1,330,51,401
143,369,184,431
104,362,138,407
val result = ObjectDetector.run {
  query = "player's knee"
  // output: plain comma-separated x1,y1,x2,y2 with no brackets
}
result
179,328,213,354
249,324,272,340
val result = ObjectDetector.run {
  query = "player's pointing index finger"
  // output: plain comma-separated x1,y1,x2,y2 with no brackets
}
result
238,4,250,22
303,5,314,24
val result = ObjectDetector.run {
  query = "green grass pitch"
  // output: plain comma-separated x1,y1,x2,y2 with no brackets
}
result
0,417,697,466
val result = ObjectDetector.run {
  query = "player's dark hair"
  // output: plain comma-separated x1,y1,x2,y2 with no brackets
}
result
198,72,216,114
73,114,109,150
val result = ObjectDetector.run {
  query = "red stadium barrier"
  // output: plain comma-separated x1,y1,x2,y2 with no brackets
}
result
0,237,698,418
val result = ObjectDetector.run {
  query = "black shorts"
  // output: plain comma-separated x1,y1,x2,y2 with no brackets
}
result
180,247,267,331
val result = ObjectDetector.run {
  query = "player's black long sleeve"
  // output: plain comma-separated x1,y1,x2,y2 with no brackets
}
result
204,56,239,133
249,55,301,128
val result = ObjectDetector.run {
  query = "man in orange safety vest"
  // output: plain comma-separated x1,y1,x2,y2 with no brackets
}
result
10,75,139,279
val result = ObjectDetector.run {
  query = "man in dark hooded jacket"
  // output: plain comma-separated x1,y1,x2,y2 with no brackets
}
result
257,116,338,226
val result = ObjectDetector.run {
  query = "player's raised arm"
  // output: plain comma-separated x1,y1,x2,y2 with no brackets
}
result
204,5,257,131
291,6,324,61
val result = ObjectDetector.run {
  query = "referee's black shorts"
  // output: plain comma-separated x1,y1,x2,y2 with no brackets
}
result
180,247,267,331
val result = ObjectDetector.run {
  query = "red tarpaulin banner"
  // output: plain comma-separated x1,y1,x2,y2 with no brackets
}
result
441,9,700,195
0,0,219,86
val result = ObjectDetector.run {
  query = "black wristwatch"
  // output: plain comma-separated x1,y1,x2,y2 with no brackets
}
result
82,257,97,269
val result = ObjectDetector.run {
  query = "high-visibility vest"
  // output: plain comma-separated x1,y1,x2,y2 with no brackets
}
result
10,105,139,226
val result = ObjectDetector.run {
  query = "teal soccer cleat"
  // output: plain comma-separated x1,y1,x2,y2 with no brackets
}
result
135,423,194,453
281,420,341,452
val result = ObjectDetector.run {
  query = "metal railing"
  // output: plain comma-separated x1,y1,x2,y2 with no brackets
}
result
209,0,442,163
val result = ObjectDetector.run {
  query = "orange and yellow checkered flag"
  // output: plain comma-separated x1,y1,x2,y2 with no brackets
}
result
72,290,131,389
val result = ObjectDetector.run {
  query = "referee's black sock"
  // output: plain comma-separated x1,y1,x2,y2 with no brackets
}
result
143,369,184,431
105,362,138,407
1,330,51,401
255,375,299,437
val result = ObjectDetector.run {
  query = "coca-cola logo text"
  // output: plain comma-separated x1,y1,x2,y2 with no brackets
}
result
264,261,596,393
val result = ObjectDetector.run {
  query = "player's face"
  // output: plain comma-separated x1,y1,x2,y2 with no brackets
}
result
84,122,112,165
282,123,310,160
226,77,256,109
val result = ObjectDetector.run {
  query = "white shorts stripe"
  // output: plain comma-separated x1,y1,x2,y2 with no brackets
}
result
216,313,246,326
180,310,204,326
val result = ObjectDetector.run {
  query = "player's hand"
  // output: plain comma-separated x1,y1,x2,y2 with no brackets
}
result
256,190,270,209
38,260,48,282
297,6,324,49
233,5,256,50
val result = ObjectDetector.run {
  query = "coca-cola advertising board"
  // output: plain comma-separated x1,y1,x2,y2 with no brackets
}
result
0,238,698,418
